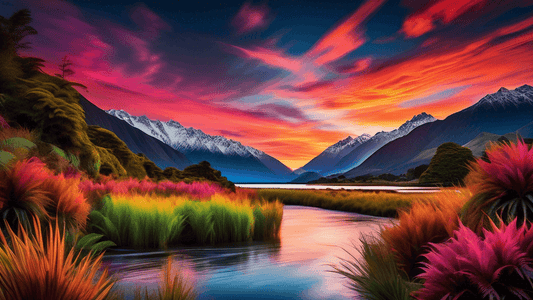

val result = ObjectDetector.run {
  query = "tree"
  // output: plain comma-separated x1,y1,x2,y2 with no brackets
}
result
0,9,38,52
419,142,475,186
56,55,75,79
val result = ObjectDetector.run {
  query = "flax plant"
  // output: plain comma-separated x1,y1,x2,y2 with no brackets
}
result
0,218,115,300
330,234,420,300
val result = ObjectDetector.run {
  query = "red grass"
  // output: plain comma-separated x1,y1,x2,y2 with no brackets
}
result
79,178,226,202
415,219,533,300
467,140,533,197
462,140,533,233
0,157,52,228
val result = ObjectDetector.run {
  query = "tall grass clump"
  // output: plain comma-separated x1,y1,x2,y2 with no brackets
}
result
0,157,52,230
381,189,469,279
253,200,283,240
415,219,533,300
330,234,420,300
0,157,90,233
257,189,416,217
461,140,533,234
89,194,281,248
134,256,196,300
89,195,186,249
0,218,115,300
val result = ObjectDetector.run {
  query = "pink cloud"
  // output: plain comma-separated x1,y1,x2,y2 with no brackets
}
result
401,0,486,38
129,5,171,40
232,2,272,34
305,0,386,66
228,44,303,73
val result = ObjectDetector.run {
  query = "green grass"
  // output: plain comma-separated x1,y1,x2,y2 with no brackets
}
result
89,194,282,249
256,189,417,218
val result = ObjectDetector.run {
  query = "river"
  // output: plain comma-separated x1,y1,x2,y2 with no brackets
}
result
235,183,440,193
102,205,393,299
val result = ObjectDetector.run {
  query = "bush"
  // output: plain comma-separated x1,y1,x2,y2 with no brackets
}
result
419,143,475,186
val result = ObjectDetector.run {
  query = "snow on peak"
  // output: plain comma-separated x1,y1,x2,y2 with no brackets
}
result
477,85,533,108
105,109,263,158
370,112,436,143
324,133,372,155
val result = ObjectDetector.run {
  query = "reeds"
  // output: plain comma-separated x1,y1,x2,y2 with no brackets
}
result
0,218,115,300
329,234,420,300
133,256,196,300
257,189,417,217
89,194,282,248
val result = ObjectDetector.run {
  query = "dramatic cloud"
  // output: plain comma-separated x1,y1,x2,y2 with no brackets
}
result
231,2,272,34
305,0,386,66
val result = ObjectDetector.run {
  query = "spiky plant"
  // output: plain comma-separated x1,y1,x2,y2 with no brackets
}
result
461,140,533,234
40,173,90,231
134,256,196,300
380,198,462,279
0,157,52,230
0,218,115,300
415,219,533,300
330,234,420,300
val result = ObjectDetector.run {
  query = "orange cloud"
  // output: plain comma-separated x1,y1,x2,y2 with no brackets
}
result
401,0,486,38
305,0,386,65
328,16,533,128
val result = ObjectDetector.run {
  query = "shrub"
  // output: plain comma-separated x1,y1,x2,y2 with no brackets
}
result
461,140,533,234
414,219,533,300
419,142,475,186
0,218,115,300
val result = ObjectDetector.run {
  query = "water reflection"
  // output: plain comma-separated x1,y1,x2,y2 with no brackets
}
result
236,183,440,193
102,205,392,299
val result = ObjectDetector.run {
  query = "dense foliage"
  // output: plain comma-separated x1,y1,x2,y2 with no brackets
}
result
418,142,475,186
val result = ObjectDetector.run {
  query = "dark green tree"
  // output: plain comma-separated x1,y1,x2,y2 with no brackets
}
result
419,143,475,186
0,9,38,52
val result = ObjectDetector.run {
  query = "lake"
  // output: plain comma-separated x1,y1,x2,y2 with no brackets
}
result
236,183,440,193
102,205,393,299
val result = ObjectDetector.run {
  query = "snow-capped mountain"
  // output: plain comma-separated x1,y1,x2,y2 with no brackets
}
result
343,84,533,178
106,109,293,182
296,134,371,174
324,112,437,175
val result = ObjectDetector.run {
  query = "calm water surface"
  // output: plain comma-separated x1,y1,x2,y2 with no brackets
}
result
102,206,393,299
236,183,440,193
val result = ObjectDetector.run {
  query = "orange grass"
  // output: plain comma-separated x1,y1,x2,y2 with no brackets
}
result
0,218,115,300
380,188,470,279
134,256,196,300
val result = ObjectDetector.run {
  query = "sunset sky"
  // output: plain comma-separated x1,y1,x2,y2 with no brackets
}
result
3,0,533,169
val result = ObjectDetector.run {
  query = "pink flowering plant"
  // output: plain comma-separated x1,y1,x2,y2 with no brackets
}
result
461,140,533,234
415,218,533,300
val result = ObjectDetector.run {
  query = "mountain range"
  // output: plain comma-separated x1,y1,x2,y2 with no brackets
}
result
79,84,533,183
342,84,533,178
297,112,437,176
105,109,293,183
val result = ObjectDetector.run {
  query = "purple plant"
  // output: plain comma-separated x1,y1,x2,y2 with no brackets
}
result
415,219,533,300
0,115,9,129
